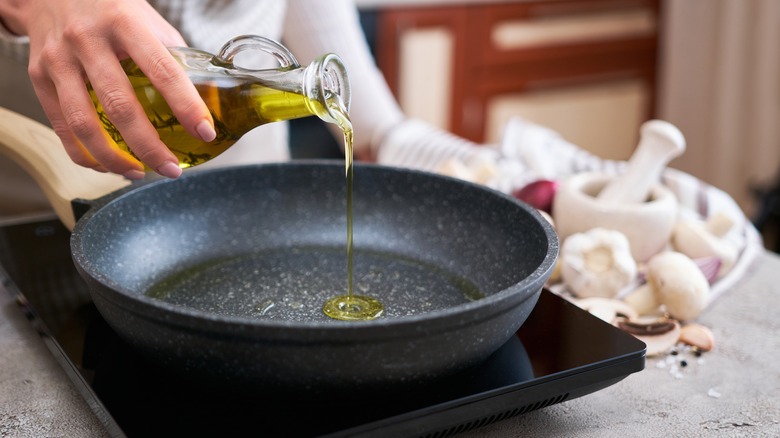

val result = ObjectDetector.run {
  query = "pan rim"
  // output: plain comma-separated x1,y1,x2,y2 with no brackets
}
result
71,161,559,337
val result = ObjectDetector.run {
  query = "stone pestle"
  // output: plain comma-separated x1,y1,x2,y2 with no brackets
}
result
597,120,686,204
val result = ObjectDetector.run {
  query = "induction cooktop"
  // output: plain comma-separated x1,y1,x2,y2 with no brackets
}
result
0,216,645,438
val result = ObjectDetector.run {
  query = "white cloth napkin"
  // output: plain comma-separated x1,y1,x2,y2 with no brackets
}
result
496,117,763,303
378,116,763,305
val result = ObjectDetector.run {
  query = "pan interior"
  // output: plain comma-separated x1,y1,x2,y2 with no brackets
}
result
75,162,555,325
145,245,483,322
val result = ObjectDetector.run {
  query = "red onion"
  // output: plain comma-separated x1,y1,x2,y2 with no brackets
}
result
511,179,559,214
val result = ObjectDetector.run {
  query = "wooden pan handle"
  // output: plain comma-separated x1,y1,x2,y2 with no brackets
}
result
0,106,130,230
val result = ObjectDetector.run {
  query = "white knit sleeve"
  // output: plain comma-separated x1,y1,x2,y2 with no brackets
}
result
150,0,286,55
283,0,405,159
282,0,509,178
0,19,29,63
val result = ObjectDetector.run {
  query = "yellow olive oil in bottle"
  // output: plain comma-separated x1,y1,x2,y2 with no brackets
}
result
88,35,350,169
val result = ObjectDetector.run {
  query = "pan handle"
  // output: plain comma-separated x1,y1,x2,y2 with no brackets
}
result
0,106,130,230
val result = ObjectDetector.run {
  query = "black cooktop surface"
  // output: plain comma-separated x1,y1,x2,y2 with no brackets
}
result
0,217,645,437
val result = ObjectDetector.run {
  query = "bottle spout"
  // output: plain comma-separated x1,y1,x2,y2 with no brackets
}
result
303,53,352,126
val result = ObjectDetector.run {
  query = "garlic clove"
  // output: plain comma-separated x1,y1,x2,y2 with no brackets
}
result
623,283,661,316
546,258,563,286
671,219,738,278
537,210,555,228
705,211,735,238
590,306,617,323
679,323,715,352
466,156,499,186
436,158,475,182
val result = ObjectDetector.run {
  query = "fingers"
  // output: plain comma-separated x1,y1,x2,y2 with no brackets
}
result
81,11,204,178
111,11,216,161
118,29,217,145
80,43,181,176
28,44,116,175
31,74,105,172
29,33,149,179
22,1,215,179
92,14,215,177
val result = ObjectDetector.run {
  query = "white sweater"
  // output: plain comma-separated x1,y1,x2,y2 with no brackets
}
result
0,0,490,169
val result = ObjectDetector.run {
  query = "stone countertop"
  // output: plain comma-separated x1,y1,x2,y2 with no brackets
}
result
2,252,779,437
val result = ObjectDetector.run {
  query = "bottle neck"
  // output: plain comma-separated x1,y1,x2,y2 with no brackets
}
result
301,53,352,127
209,35,351,127
238,53,351,129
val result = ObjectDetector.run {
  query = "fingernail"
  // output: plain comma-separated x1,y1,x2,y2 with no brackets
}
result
123,169,146,180
196,119,217,142
157,162,183,179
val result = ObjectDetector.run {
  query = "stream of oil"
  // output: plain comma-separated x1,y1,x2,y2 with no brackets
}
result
321,98,384,321
104,59,387,320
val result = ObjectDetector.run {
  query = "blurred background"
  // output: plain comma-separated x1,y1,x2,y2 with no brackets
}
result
327,0,778,251
1,0,778,251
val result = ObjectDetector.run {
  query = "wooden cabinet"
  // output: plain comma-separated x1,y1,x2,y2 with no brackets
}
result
374,0,660,160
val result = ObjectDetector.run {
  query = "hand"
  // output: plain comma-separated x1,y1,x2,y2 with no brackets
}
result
1,0,216,179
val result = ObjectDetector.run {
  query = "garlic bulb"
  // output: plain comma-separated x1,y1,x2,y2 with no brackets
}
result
560,228,637,298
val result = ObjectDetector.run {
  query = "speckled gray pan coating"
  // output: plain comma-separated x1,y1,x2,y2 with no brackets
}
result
70,161,558,394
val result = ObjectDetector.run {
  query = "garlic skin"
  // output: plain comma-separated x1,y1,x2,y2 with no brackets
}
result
672,213,738,278
623,283,661,315
436,158,476,182
560,228,638,298
435,156,498,186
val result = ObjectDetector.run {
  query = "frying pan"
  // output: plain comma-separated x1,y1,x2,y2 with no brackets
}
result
0,107,558,395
